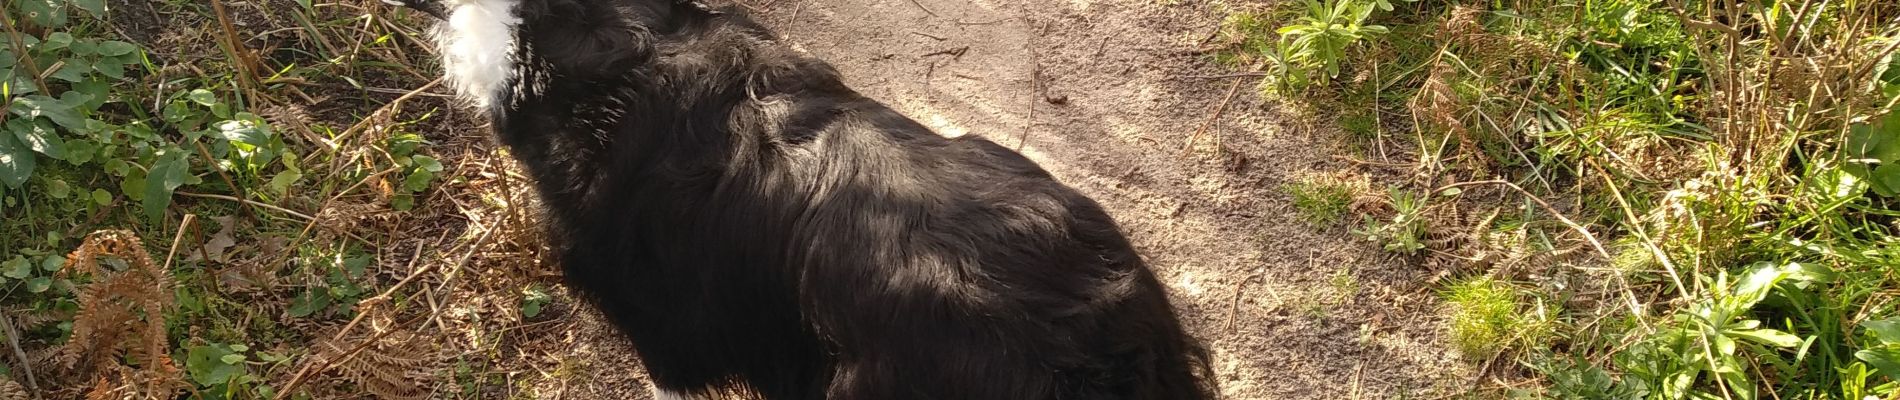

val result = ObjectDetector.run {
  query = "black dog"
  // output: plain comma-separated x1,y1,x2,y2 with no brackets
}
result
393,0,1212,398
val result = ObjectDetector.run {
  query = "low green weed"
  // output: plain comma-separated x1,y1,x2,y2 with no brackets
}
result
1285,174,1358,225
1355,187,1425,254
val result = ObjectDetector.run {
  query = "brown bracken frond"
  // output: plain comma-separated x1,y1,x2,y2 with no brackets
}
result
0,376,26,400
315,328,437,399
58,230,185,398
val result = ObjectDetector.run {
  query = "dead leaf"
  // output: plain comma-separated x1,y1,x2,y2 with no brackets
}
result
189,216,237,264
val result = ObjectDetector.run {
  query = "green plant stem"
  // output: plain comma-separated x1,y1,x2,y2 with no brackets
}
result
0,12,48,95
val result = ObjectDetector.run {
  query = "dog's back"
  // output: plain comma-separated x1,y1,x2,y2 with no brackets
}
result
415,0,1213,398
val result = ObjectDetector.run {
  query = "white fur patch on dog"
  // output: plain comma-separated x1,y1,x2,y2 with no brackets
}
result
653,389,698,400
434,0,520,110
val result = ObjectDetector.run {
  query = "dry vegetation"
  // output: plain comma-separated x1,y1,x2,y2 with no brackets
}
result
0,0,591,398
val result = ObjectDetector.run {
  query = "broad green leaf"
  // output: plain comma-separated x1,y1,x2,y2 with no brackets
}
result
62,138,94,165
42,32,73,50
520,299,544,318
1731,262,1798,310
19,0,67,28
521,286,551,318
89,188,109,205
185,345,244,386
286,288,331,317
160,101,192,125
1857,347,1900,381
390,193,414,211
142,149,189,220
48,60,89,82
413,155,443,172
97,41,136,57
1809,167,1867,201
344,255,370,278
9,118,66,160
219,354,245,364
93,59,124,79
213,119,270,146
1729,328,1803,348
1714,334,1737,356
40,255,63,272
1873,164,1900,198
119,170,143,201
187,89,219,107
1846,112,1900,196
1864,317,1900,344
1716,365,1755,400
11,95,86,131
1,256,30,279
43,177,68,198
67,40,95,56
268,170,300,196
403,169,435,193
1850,112,1900,160
25,277,50,293
0,131,36,188
71,79,108,111
70,0,106,15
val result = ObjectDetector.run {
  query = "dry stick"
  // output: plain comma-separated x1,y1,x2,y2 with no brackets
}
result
209,0,259,94
431,221,499,294
173,191,316,221
1181,77,1245,155
0,13,48,95
329,77,445,149
162,215,198,272
1597,164,1734,400
1223,275,1260,335
905,0,938,17
1432,180,1653,331
1175,72,1270,80
1018,22,1043,152
0,312,40,400
1588,163,1691,299
187,140,253,218
1019,66,1040,151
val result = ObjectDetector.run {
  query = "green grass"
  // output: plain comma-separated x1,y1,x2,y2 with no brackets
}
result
1442,276,1518,358
1285,174,1358,225
1442,276,1555,359
1225,0,1900,397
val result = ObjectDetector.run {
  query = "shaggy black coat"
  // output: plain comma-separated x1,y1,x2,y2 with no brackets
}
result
419,0,1213,398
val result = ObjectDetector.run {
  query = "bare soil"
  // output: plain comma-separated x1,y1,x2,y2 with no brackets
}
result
518,0,1474,398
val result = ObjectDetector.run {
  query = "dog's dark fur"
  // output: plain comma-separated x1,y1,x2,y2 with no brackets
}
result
408,0,1212,398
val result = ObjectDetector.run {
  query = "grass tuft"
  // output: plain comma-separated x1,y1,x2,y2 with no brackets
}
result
1285,173,1361,226
1443,276,1522,358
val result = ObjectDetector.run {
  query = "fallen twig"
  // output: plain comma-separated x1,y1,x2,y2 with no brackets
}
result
905,0,938,17
1181,77,1245,154
0,312,39,400
173,191,316,221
